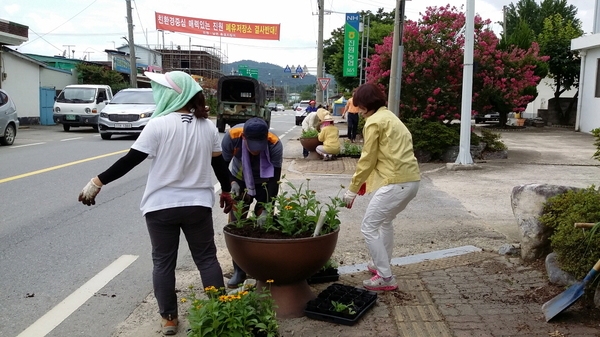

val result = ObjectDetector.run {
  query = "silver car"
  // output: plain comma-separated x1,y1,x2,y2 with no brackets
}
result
98,88,155,140
0,89,18,146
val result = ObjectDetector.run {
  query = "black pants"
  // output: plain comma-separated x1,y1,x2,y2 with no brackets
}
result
145,206,224,318
347,113,359,141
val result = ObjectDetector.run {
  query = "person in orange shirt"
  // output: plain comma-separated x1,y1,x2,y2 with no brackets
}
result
342,90,360,142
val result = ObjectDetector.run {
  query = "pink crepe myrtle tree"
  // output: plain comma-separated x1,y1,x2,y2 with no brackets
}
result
365,5,546,123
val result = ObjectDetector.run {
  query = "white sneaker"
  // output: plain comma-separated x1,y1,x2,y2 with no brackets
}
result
363,274,397,291
367,261,377,274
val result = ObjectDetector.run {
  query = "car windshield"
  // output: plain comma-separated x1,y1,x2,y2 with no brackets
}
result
109,91,155,104
56,88,96,103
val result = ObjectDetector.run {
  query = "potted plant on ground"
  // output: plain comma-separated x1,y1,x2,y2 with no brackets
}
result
299,129,322,160
223,177,345,318
307,258,340,284
187,282,279,337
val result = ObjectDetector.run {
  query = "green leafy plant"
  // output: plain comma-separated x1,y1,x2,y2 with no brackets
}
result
187,282,279,337
229,177,345,238
539,186,600,278
301,129,319,138
479,129,507,152
592,128,600,161
341,141,362,156
331,300,356,314
403,118,460,158
321,258,339,271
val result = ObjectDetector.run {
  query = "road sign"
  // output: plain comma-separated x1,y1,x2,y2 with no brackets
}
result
318,77,330,91
296,65,303,73
300,73,306,79
284,65,291,73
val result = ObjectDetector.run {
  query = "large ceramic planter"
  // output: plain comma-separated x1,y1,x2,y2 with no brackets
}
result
299,136,322,160
224,225,339,318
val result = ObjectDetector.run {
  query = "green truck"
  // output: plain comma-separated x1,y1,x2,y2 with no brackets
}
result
216,76,271,133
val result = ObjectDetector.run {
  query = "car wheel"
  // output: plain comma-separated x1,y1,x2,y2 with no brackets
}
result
100,133,112,140
217,119,225,133
63,124,71,132
475,118,482,124
0,123,16,145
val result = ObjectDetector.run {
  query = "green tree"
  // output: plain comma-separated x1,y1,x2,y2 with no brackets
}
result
538,13,583,124
75,63,129,93
323,9,394,92
504,0,580,38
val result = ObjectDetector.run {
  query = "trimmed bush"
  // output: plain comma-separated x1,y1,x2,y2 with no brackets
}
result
539,186,600,279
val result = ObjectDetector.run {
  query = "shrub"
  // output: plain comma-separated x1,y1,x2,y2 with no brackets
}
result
539,186,600,278
479,129,507,151
341,142,362,156
301,129,319,138
404,118,460,159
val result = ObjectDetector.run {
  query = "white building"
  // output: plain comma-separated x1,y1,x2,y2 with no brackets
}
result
569,0,600,133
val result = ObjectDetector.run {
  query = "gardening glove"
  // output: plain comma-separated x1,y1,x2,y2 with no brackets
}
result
357,183,366,196
343,190,357,209
78,178,102,206
257,212,267,227
220,192,235,213
230,181,241,198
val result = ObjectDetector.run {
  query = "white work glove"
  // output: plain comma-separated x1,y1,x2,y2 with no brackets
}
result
231,181,241,198
343,190,357,209
257,212,267,227
78,178,102,206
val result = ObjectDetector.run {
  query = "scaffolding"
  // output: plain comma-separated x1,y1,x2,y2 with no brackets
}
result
156,44,226,80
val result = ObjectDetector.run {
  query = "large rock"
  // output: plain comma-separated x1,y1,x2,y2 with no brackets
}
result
511,184,579,261
545,252,578,286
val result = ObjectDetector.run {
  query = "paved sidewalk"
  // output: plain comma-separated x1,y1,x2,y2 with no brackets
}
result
112,126,600,336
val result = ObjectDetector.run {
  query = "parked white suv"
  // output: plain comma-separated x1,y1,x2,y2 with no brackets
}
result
98,88,155,140
53,84,113,132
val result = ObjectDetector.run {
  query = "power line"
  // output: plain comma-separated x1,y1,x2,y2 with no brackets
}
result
19,0,98,48
132,0,149,48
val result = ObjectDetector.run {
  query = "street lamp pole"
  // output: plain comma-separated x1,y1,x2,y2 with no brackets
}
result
316,0,325,105
387,0,407,116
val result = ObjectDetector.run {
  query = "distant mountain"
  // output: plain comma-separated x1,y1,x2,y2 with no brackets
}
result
224,60,335,92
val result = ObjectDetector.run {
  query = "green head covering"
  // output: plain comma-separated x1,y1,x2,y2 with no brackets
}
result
144,71,203,118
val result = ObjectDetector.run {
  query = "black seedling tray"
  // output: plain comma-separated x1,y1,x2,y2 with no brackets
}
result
307,267,339,284
304,283,377,325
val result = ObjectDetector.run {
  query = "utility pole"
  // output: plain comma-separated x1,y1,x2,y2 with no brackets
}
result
502,6,507,36
126,0,137,88
316,0,324,105
359,15,365,85
387,0,407,116
364,16,370,84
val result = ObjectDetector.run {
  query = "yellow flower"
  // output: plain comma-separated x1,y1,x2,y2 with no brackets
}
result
284,205,293,210
219,295,228,302
180,298,187,303
266,279,274,284
205,286,218,293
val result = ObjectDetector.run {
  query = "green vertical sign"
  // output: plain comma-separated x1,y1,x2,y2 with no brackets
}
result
343,13,360,77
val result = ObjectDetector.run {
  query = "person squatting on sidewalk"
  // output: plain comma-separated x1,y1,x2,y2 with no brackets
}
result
77,71,235,335
221,117,283,288
301,104,327,158
342,89,360,142
316,114,340,161
342,83,421,292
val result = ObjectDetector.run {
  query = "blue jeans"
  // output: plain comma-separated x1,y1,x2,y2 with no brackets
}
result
145,206,224,318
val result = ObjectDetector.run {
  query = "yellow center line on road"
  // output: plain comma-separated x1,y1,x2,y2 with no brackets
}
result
0,149,129,184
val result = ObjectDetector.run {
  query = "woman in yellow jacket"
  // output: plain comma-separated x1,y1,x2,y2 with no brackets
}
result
316,115,340,161
342,83,420,292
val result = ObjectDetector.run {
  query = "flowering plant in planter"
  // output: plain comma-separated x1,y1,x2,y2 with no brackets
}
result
186,281,279,337
228,177,345,239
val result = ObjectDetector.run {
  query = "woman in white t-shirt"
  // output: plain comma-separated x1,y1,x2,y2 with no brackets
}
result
77,71,234,336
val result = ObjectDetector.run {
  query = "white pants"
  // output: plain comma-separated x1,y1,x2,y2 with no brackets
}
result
315,145,334,156
361,181,419,278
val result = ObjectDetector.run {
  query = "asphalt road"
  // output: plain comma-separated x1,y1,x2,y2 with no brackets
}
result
0,110,300,337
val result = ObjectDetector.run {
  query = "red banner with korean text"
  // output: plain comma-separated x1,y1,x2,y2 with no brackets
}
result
155,12,280,41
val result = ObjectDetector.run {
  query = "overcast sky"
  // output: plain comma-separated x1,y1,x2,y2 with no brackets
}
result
3,0,596,74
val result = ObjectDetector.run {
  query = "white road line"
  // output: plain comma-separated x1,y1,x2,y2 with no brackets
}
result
17,255,139,337
11,142,46,148
60,137,83,141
